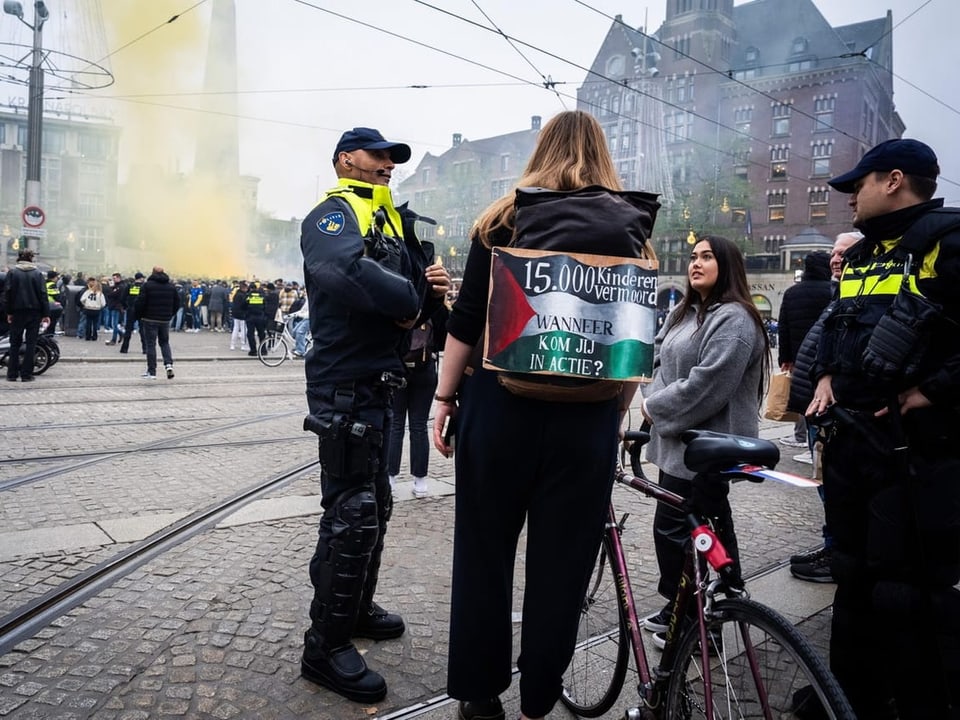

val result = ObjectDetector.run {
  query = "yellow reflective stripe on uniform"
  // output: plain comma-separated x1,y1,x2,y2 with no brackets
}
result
45,281,58,300
247,294,264,305
129,285,141,295
324,180,404,242
838,266,915,298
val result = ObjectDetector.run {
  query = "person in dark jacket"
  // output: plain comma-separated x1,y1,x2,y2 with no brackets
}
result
119,272,146,354
3,249,49,382
134,266,179,379
786,233,862,584
240,281,267,356
806,138,960,719
777,252,832,458
298,126,450,703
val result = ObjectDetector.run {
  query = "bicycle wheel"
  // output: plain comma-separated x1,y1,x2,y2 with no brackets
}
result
258,334,288,367
560,536,630,718
663,597,855,719
30,344,51,375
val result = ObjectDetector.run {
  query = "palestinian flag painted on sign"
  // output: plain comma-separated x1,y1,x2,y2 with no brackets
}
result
483,247,658,381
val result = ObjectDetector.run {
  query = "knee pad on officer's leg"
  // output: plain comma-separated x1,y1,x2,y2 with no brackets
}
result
308,486,380,641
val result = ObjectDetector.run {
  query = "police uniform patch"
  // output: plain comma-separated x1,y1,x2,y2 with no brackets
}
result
317,211,345,235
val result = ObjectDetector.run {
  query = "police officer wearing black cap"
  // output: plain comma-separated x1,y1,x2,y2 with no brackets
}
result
803,139,960,719
298,127,450,702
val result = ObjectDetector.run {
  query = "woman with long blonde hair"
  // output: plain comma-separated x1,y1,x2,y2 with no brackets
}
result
432,110,658,720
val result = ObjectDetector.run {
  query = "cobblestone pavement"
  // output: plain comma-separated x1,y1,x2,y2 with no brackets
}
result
0,330,834,719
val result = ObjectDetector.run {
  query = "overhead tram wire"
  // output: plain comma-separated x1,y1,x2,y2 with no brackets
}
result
864,0,935,51
572,0,959,191
468,0,566,109
572,0,866,145
57,0,825,188
408,0,829,170
90,0,210,66
55,0,876,189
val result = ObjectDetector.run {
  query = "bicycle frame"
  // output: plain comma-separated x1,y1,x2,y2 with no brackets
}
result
563,429,852,720
603,468,739,716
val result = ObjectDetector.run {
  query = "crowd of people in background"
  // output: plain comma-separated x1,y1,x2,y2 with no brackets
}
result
38,271,308,356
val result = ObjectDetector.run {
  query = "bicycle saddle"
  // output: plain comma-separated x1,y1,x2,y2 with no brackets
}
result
681,429,779,473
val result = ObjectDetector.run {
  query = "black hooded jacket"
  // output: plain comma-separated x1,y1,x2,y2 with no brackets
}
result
135,271,179,322
777,252,832,366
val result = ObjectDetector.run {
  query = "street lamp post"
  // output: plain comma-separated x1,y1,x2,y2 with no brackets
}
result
4,0,49,253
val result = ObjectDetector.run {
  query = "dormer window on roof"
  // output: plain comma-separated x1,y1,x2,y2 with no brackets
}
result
744,46,758,64
791,37,808,54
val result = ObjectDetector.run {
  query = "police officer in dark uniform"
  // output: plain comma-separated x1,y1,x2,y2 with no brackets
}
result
298,127,450,702
119,272,145,354
808,139,960,719
44,270,63,335
241,280,267,356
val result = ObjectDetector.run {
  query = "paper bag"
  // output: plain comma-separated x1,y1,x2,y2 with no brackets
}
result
764,372,801,422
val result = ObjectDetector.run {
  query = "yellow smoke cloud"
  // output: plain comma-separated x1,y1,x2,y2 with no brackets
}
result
101,0,251,279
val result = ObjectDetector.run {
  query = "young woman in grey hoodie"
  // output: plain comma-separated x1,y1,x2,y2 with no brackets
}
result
639,235,771,639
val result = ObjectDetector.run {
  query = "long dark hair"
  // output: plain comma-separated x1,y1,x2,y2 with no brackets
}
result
666,235,771,404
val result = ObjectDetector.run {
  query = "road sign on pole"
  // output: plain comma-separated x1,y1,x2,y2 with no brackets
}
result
22,205,45,228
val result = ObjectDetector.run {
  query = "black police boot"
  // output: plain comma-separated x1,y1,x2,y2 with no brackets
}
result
354,602,405,640
301,629,387,703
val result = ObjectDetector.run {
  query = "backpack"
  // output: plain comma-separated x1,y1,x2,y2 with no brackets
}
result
483,185,660,403
403,320,434,368
82,291,103,311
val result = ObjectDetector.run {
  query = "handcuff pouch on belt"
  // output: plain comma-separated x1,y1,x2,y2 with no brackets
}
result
862,253,944,382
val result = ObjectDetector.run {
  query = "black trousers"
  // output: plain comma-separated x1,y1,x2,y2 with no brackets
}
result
246,313,266,353
446,368,619,718
140,320,173,375
652,470,740,602
305,380,396,635
6,309,42,380
824,417,960,720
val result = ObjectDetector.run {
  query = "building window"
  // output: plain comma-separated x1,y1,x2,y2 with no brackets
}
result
814,96,835,132
17,124,27,147
675,75,693,102
862,100,876,144
677,0,694,14
791,37,808,54
733,147,750,178
42,128,65,155
767,190,787,222
79,132,111,158
745,46,758,63
788,59,814,72
772,102,791,136
809,187,829,223
811,140,833,176
665,111,692,143
734,106,753,136
500,155,509,173
770,145,789,179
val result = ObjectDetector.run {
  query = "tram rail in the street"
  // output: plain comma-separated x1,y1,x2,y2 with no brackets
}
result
0,411,302,492
0,459,318,656
0,435,311,466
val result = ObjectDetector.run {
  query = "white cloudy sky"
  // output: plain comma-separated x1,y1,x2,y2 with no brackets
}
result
5,0,959,217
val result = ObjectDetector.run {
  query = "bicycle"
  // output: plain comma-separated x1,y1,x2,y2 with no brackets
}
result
561,428,854,719
258,314,310,367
